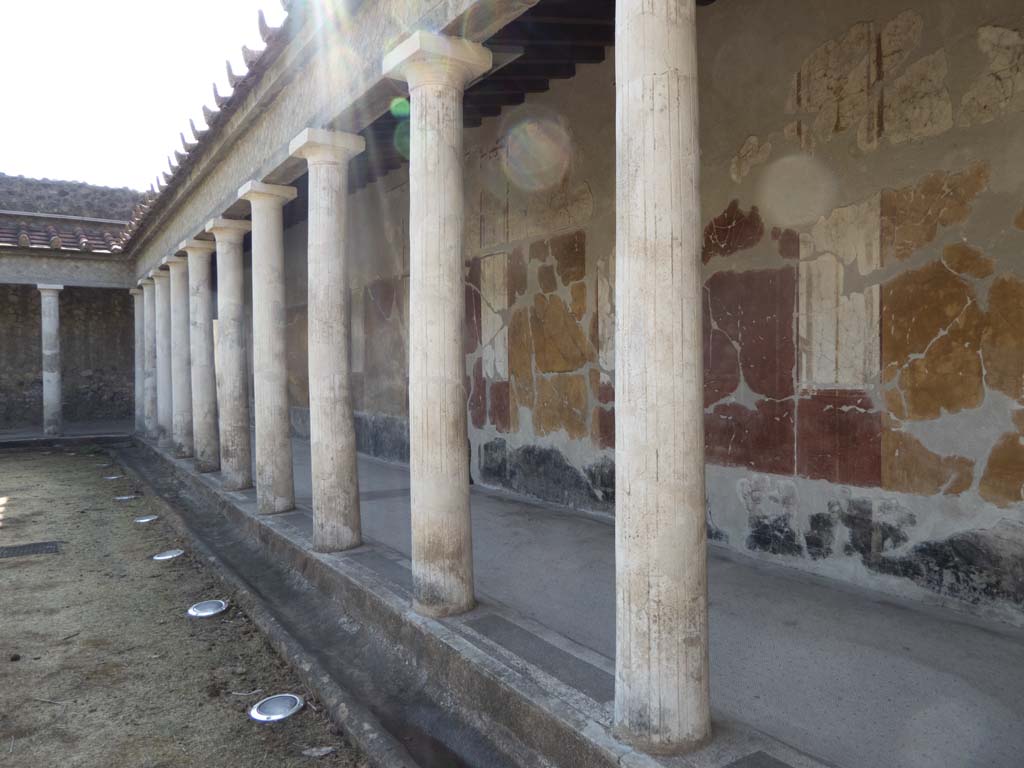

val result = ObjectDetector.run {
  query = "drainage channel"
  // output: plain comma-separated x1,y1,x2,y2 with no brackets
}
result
114,446,521,768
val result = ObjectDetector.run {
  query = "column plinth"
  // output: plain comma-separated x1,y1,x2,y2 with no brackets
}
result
384,32,492,617
238,181,297,514
206,218,253,491
290,128,366,552
182,239,219,472
37,284,63,436
152,270,172,447
613,0,710,754
141,279,158,438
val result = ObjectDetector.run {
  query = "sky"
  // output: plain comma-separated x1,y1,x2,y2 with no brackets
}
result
0,1,289,192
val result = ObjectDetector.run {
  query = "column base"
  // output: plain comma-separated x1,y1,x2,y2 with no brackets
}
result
256,496,294,515
412,596,476,619
312,529,361,554
194,460,220,474
611,724,712,757
221,475,253,493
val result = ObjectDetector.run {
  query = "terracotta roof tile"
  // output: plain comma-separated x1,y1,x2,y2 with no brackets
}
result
0,211,126,254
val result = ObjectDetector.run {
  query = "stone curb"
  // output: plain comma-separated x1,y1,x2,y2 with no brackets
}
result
111,443,421,768
0,433,131,450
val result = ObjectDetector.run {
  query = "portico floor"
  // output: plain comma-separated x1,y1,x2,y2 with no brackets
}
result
168,433,1024,768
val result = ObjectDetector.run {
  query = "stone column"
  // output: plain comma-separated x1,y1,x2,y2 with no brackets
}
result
206,218,253,490
153,269,172,447
142,278,158,438
384,32,491,617
130,287,145,433
289,128,366,552
614,0,710,754
182,239,219,472
37,284,63,436
166,254,193,457
237,182,297,514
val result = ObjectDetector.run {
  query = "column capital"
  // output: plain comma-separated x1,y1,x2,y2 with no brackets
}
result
37,284,64,292
139,277,154,288
149,268,169,281
161,254,187,269
289,128,365,165
206,217,252,243
383,31,492,90
179,238,216,257
129,288,143,296
238,180,297,205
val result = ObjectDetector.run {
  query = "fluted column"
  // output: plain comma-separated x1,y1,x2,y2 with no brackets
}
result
290,128,366,552
141,278,158,438
384,32,491,617
37,284,63,436
152,269,172,447
614,0,710,754
130,288,144,432
237,181,297,514
206,218,253,491
182,239,219,472
165,254,193,457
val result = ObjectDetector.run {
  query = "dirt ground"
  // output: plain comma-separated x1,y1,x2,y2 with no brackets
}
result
0,445,367,768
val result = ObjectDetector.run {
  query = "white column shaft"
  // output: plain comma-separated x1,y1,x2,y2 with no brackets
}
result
614,0,710,753
383,33,491,616
290,129,366,553
187,249,219,471
131,289,144,432
385,54,479,618
142,281,158,437
168,260,193,456
154,273,172,446
408,76,475,616
208,222,253,490
38,287,62,436
243,188,295,514
313,161,362,548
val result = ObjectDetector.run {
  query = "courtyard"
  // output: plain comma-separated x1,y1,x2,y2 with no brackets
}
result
2,0,1023,766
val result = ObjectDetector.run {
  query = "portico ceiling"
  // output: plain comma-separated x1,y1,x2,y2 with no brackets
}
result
348,0,717,190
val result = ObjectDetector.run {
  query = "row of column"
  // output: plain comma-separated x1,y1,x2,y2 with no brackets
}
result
128,3,708,754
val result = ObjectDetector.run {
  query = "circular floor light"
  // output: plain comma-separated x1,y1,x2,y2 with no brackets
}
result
249,693,304,722
152,548,184,561
134,515,158,524
187,599,228,618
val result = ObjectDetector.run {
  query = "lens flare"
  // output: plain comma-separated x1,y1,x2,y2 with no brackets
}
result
460,1,502,39
501,109,572,193
393,121,411,160
389,97,410,119
754,153,838,228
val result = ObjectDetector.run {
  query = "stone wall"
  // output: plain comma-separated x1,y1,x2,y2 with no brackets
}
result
0,285,133,428
0,285,43,427
343,0,1024,622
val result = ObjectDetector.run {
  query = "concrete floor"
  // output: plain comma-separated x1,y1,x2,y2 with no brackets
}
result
251,436,1024,767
